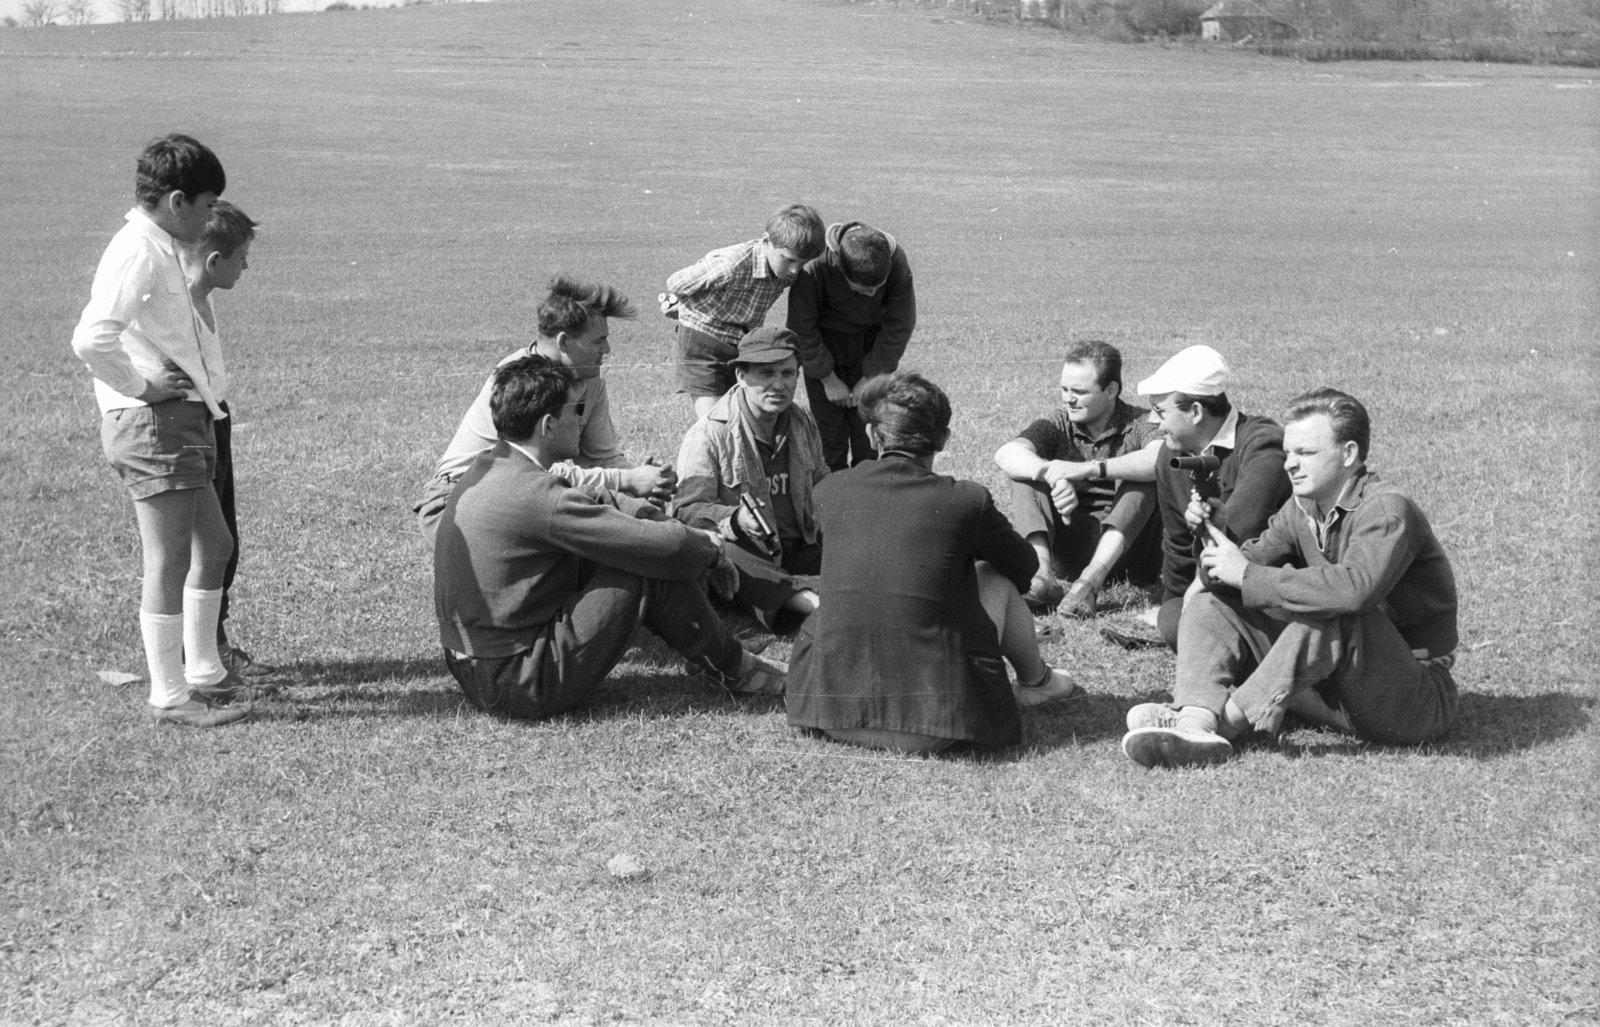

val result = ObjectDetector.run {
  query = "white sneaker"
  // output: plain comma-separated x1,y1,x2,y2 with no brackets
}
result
731,650,788,695
1125,702,1181,731
1014,667,1081,708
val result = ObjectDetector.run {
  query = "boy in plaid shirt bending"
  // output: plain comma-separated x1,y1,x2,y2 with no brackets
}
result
662,203,825,420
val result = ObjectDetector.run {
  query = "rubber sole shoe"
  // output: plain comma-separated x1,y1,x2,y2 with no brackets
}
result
1014,668,1082,709
190,670,279,704
1023,576,1066,614
1125,702,1181,731
731,650,788,696
1121,727,1233,768
1058,581,1099,620
221,645,277,679
149,696,250,728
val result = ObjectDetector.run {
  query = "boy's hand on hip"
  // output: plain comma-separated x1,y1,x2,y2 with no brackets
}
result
136,360,192,403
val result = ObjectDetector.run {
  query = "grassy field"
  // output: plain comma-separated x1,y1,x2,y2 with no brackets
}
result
1,0,1596,1023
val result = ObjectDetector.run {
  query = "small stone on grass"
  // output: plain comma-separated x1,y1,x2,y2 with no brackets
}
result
607,853,649,882
96,670,141,686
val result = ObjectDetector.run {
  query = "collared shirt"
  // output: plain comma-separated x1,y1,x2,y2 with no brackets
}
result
1015,399,1160,518
666,240,793,346
1206,405,1241,454
431,351,631,489
1293,475,1362,555
72,208,227,418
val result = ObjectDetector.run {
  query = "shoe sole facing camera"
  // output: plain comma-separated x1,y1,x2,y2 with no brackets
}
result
1122,727,1233,768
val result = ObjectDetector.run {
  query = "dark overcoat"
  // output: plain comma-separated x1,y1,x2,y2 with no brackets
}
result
785,454,1038,747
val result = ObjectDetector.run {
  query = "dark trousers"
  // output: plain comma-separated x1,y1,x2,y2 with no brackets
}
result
1173,591,1458,743
804,326,879,471
443,564,746,720
725,537,823,633
212,402,239,643
1008,478,1162,584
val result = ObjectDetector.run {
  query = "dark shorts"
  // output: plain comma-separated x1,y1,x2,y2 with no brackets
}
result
100,400,216,500
674,324,742,399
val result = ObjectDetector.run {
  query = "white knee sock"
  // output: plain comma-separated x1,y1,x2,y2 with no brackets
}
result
140,610,188,709
183,586,227,686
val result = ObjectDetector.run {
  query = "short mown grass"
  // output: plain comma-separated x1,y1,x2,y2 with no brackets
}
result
1,0,1595,1023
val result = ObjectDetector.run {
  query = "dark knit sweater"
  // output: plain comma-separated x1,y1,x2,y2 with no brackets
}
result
1153,411,1292,601
435,441,719,658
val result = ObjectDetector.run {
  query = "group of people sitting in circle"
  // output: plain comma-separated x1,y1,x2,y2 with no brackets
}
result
422,266,1460,769
71,135,1457,769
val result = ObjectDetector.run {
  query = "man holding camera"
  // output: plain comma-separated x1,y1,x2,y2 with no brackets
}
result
1139,345,1292,650
673,327,827,634
1122,388,1460,768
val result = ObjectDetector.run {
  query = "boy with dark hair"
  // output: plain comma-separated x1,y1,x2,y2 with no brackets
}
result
434,355,788,719
182,200,277,679
416,276,677,543
72,134,247,727
662,203,826,420
786,220,917,471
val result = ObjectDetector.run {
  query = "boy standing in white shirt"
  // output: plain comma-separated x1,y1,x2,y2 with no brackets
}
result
71,134,248,728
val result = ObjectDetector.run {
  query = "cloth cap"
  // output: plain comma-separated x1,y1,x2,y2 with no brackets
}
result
1137,345,1231,397
737,327,800,365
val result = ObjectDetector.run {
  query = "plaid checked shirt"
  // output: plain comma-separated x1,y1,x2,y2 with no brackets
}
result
666,239,793,346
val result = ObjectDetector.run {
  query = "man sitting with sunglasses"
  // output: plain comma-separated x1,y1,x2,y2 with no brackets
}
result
414,276,677,544
434,354,789,719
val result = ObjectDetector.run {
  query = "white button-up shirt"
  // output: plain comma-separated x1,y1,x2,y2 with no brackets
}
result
71,208,227,418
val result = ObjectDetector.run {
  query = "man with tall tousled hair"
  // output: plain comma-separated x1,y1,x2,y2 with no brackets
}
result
415,276,677,543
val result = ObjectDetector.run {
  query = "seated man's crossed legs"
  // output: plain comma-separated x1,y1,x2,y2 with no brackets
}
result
444,563,782,721
1123,590,1459,768
1010,478,1160,619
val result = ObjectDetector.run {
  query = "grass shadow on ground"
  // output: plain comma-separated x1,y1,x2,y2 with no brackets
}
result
1440,690,1594,759
1241,690,1593,761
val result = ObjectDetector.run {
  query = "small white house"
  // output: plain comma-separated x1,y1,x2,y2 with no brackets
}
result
1200,0,1298,40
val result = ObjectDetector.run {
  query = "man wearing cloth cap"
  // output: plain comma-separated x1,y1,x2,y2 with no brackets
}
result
1121,388,1460,767
673,327,827,632
1135,345,1292,650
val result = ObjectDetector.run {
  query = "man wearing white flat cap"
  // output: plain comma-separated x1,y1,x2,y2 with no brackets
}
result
1138,345,1292,650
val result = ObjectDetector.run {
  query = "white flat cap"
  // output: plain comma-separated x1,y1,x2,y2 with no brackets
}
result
1137,345,1231,397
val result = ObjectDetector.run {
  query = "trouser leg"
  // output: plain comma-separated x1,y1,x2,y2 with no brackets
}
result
1321,612,1459,744
1217,604,1457,743
1100,481,1162,585
638,574,746,685
444,564,745,719
1158,594,1186,651
724,540,800,622
805,373,873,471
1172,590,1283,718
444,564,649,719
212,404,239,641
1008,480,1097,577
